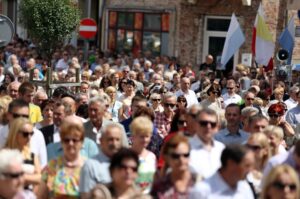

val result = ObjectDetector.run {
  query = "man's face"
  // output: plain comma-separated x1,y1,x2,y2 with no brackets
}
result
53,105,66,127
163,97,177,115
88,102,105,124
131,100,147,116
249,119,269,133
225,106,240,126
8,84,19,100
80,84,89,94
181,78,190,91
33,94,47,106
8,107,29,124
100,127,122,157
226,83,236,95
232,151,255,181
245,92,255,106
20,91,34,104
196,112,219,143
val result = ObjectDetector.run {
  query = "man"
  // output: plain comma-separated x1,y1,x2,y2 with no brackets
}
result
80,81,90,94
189,108,225,179
18,82,43,124
7,81,21,100
80,122,125,199
190,145,255,199
33,90,48,107
40,101,70,145
61,96,86,122
215,104,249,145
175,77,198,108
0,99,47,167
0,149,35,199
154,92,177,138
286,91,300,129
284,86,299,111
144,60,154,80
55,51,69,73
200,54,215,71
247,114,269,134
222,79,242,107
84,96,128,146
240,91,262,113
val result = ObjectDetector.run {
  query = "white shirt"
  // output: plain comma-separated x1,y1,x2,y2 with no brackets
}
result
0,124,47,168
189,135,225,179
189,172,254,199
284,98,298,111
175,89,198,108
222,93,242,107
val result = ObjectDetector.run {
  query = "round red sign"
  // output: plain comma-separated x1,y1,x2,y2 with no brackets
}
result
79,18,97,39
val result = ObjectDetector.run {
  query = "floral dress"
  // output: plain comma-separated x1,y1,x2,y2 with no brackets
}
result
42,156,85,198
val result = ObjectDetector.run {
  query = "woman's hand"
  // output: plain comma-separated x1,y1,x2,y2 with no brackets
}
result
280,121,295,137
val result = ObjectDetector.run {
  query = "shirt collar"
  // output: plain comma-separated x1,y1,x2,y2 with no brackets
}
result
191,134,215,148
224,128,241,136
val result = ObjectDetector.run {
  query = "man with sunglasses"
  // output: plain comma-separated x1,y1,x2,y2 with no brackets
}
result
222,79,242,108
0,149,36,199
0,99,47,167
175,77,198,108
189,108,225,179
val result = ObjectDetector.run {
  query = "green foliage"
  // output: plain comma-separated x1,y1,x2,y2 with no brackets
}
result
19,0,80,60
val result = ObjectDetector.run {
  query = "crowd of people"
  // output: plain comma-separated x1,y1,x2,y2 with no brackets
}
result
1,37,300,199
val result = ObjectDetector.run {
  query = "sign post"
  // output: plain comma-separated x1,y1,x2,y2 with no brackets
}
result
79,18,97,61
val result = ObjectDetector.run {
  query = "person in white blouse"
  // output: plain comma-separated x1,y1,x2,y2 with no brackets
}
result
222,79,242,107
175,77,198,108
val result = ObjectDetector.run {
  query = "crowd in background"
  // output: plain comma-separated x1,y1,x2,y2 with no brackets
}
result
1,36,300,199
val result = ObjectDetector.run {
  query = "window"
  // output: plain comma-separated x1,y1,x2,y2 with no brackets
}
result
108,11,169,56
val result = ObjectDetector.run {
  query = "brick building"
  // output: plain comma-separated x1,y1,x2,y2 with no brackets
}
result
99,0,300,69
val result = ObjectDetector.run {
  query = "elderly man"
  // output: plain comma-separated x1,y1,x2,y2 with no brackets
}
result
175,77,198,108
33,90,48,107
80,122,125,199
7,81,21,100
0,149,36,199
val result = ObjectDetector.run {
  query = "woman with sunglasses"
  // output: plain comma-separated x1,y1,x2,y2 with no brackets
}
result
246,132,271,196
5,117,41,192
151,134,196,198
150,93,164,113
200,85,222,111
268,103,295,149
261,165,300,199
37,116,86,198
177,95,187,110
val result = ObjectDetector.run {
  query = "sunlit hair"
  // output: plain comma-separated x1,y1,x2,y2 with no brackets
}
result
0,149,23,178
5,117,32,160
60,117,84,141
261,165,300,199
130,116,153,136
263,125,284,140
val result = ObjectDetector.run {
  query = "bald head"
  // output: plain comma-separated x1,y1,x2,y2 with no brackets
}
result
8,82,21,99
62,96,76,115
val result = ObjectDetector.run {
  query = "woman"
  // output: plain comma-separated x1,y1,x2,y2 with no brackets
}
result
268,103,295,149
150,93,164,113
35,99,54,129
151,134,196,198
177,95,187,110
5,118,41,190
99,76,112,91
200,85,222,111
91,148,150,199
263,125,286,156
246,132,271,196
261,165,300,199
130,116,156,194
119,79,136,121
105,86,122,122
37,116,86,198
0,95,12,125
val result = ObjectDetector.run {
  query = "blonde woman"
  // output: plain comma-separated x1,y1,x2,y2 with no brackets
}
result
5,117,41,190
246,132,271,195
263,125,286,156
0,95,12,125
261,165,300,199
130,116,156,194
105,86,122,122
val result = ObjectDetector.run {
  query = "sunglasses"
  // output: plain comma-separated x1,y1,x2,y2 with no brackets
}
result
62,138,82,144
164,103,176,109
227,87,234,90
247,98,254,101
198,120,217,128
12,113,29,119
246,144,262,151
20,131,34,138
2,171,24,179
118,164,138,172
178,120,186,125
272,181,297,191
268,113,281,118
169,152,190,159
178,100,187,103
152,98,161,102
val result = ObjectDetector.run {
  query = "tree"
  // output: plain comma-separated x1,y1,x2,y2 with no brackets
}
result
19,0,81,61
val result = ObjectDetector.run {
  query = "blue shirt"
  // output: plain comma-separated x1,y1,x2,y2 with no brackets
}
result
214,128,249,145
285,105,300,129
46,137,99,161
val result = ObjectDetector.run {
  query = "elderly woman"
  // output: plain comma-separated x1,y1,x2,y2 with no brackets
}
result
5,118,41,191
261,165,300,199
37,116,86,198
151,134,195,198
263,125,286,156
150,93,164,113
105,86,122,122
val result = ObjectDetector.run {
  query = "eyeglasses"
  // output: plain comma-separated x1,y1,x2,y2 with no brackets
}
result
246,144,262,151
20,131,34,138
272,181,297,191
178,120,186,125
169,152,190,160
178,100,187,103
227,87,234,90
117,164,138,172
246,98,254,101
164,103,176,109
269,113,281,118
12,113,29,118
62,138,82,144
2,171,24,179
152,98,161,102
198,120,217,128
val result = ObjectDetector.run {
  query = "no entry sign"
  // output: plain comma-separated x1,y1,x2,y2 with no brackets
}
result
79,18,97,39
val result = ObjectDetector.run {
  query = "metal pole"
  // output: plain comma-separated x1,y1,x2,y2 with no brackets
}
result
84,0,92,61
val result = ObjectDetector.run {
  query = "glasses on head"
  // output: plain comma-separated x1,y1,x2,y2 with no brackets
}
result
164,103,176,109
247,98,255,101
62,138,82,144
19,131,34,138
117,164,138,172
272,181,297,191
12,113,29,119
198,120,217,128
246,144,262,151
152,98,161,102
178,120,187,125
169,152,190,160
2,171,24,179
268,113,281,118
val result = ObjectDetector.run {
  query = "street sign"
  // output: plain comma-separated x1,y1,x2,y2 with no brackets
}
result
0,15,14,47
79,18,97,39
